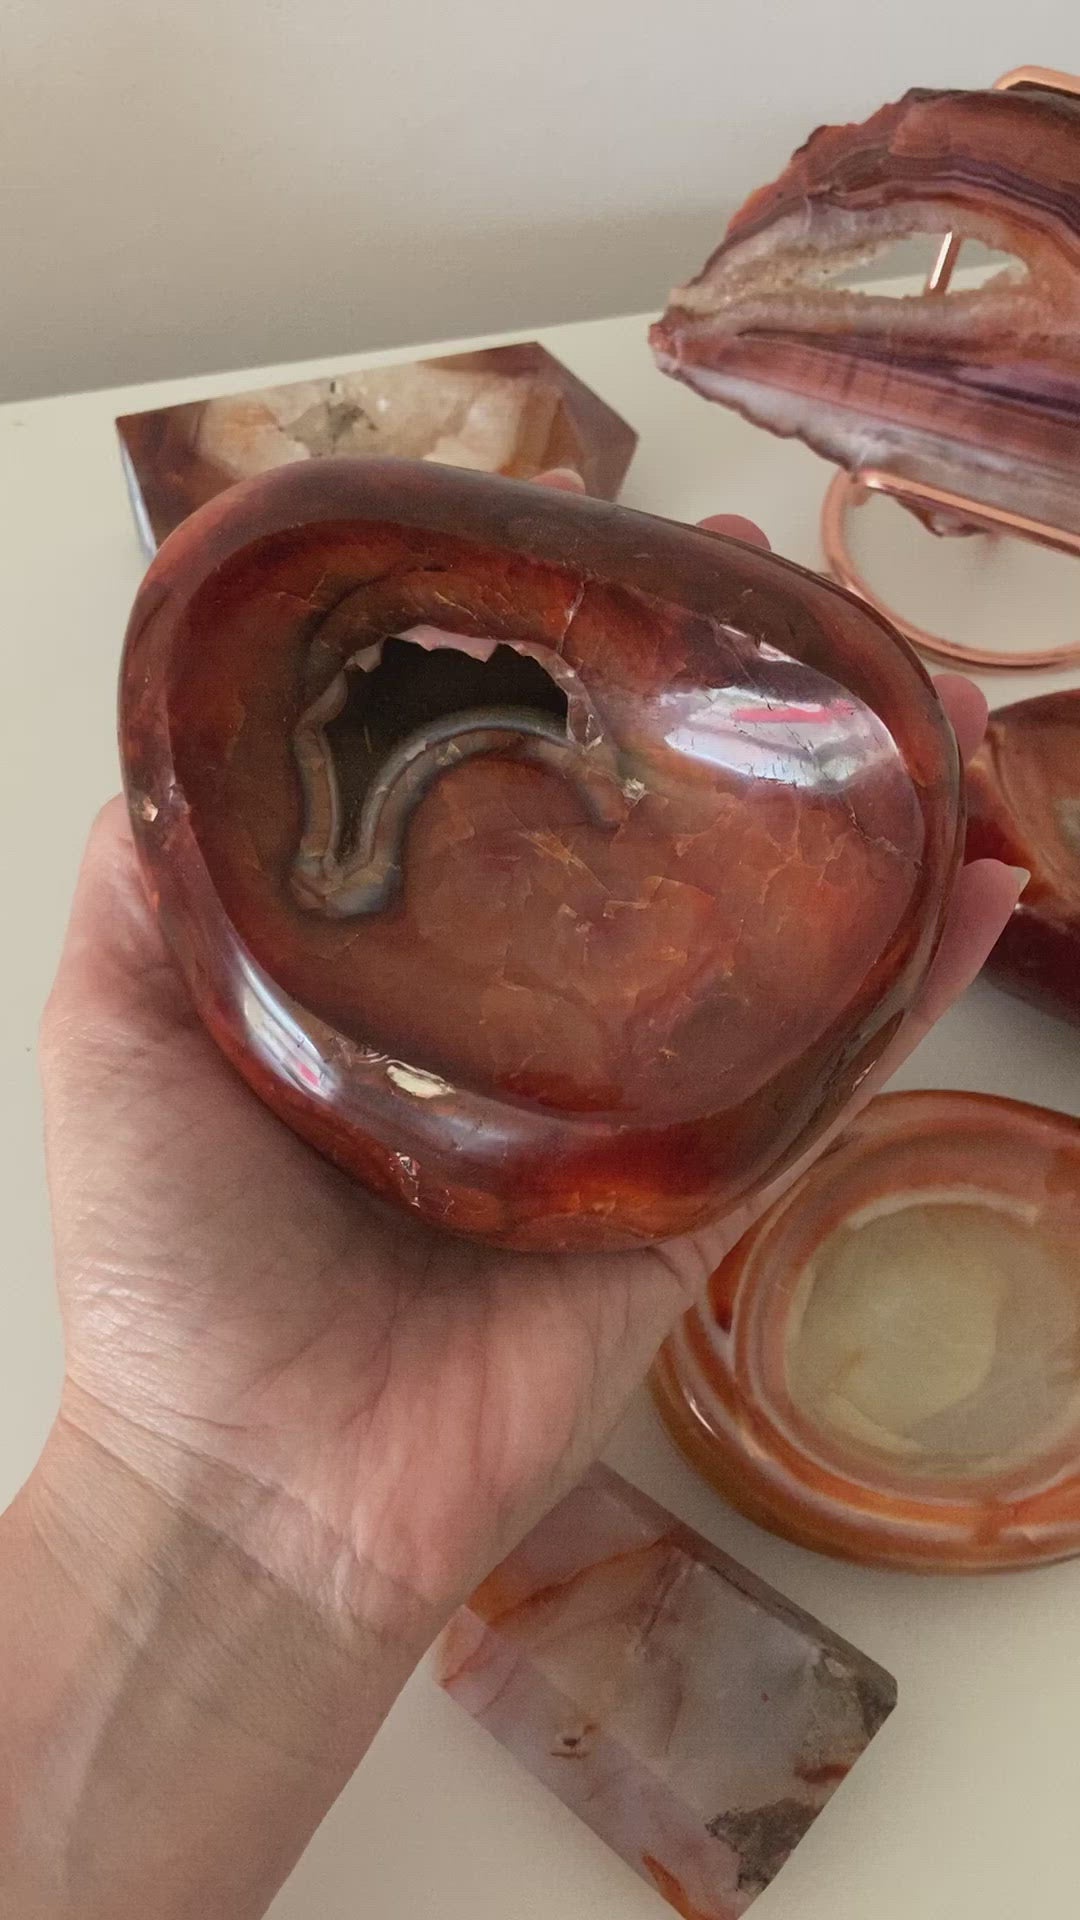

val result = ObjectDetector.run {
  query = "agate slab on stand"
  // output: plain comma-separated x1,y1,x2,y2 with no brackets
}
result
438,1465,895,1919
116,343,638,555
651,82,1080,542
654,1091,1080,1572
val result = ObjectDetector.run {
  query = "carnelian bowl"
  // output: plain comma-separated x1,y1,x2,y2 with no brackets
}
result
118,459,960,1250
654,1091,1080,1570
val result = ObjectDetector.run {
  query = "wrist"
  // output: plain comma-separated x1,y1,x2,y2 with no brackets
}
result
46,1378,445,1656
36,1406,431,1728
0,1412,430,1918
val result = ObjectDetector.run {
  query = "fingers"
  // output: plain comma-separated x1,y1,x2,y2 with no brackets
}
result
697,513,770,549
932,673,989,765
900,857,1027,1043
44,797,180,1030
534,468,586,492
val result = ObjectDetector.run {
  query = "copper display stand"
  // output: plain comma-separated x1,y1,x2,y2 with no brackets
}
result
820,66,1080,671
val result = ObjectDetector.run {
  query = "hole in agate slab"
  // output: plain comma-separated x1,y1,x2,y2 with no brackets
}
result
785,1194,1080,1478
827,235,1024,295
291,626,622,917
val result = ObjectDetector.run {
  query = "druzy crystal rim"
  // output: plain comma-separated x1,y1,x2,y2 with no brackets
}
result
118,458,962,1251
653,1089,1080,1572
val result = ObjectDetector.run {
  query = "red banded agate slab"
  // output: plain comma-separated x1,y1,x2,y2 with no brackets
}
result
652,85,1080,536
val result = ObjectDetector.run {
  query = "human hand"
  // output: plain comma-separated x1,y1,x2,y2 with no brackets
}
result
0,473,1023,1919
36,476,1023,1645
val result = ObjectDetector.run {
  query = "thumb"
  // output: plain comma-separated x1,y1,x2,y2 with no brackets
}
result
43,797,194,1057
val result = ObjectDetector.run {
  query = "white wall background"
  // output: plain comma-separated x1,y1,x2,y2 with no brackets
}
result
4,0,1078,403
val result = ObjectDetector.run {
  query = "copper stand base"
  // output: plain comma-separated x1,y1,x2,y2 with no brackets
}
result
822,469,1080,671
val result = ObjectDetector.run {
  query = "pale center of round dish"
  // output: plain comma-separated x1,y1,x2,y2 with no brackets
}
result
785,1195,1080,1479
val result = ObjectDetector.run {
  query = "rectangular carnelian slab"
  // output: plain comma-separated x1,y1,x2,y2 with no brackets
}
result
438,1465,895,1917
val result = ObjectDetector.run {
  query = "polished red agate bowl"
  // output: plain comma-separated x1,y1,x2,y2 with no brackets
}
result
966,691,1080,1025
653,1091,1080,1571
118,458,960,1250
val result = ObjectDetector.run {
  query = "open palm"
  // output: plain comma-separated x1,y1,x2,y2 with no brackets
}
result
39,491,1022,1647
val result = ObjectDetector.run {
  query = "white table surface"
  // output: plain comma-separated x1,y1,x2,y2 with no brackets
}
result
2,306,1078,1920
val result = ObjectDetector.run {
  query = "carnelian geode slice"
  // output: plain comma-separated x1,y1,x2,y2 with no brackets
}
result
118,459,960,1249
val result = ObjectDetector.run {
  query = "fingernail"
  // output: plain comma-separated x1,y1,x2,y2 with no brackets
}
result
1010,866,1031,897
539,466,585,488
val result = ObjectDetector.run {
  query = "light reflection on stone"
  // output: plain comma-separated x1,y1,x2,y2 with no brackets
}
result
663,669,896,791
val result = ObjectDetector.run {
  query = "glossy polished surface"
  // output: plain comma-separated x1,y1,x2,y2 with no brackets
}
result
652,85,1080,536
654,1091,1080,1572
117,343,637,555
438,1464,895,1919
966,691,1080,1024
118,458,960,1250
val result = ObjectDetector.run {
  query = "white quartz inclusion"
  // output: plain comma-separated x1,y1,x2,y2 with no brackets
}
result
786,1199,1080,1476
